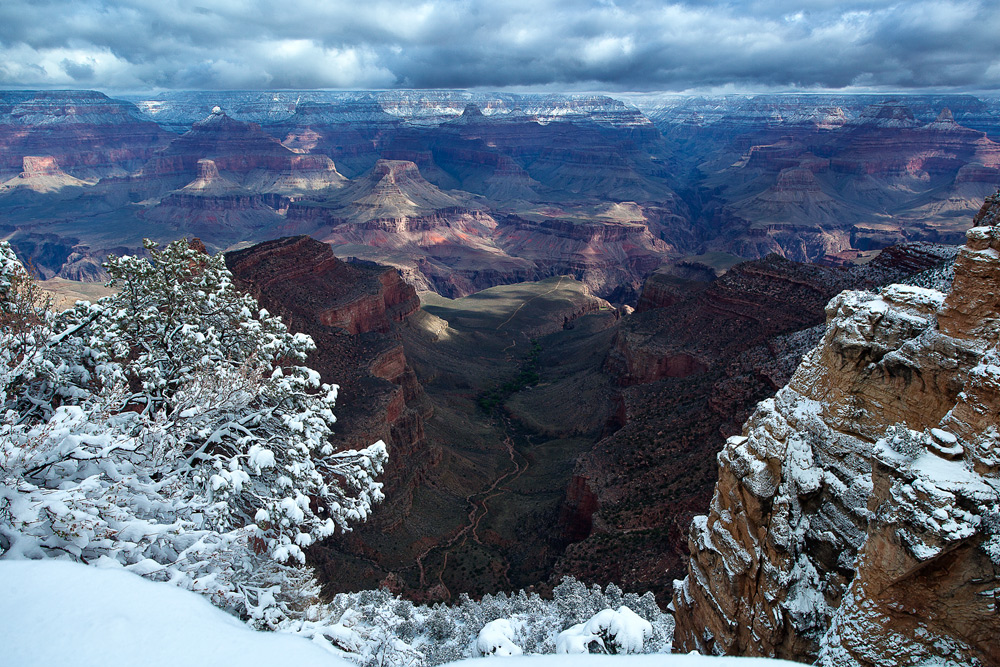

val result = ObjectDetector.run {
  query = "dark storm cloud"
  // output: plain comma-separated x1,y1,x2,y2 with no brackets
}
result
60,59,96,81
0,0,998,91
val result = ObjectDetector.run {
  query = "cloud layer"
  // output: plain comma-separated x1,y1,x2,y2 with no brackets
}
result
2,0,999,91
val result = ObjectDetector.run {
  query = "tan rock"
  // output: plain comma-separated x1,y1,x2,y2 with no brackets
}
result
673,195,1000,664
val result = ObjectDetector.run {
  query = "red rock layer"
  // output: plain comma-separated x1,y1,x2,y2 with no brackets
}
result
553,244,957,604
225,236,428,497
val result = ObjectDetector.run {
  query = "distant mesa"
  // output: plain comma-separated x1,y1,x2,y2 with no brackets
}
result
849,101,921,128
178,159,245,195
451,103,487,125
0,155,91,193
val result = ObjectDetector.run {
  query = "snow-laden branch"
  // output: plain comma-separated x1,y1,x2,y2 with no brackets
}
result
0,239,387,625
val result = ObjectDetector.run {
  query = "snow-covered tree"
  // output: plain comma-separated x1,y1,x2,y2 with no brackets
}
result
0,239,386,624
274,576,674,666
0,242,51,408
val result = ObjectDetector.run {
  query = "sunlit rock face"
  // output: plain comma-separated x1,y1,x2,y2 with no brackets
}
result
0,90,171,182
673,194,1000,666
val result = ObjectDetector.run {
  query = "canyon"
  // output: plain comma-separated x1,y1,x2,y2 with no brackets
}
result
2,90,998,297
207,229,954,611
4,89,999,662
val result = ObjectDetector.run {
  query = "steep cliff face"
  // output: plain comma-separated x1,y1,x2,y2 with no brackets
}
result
224,235,427,482
552,244,955,604
673,197,1000,665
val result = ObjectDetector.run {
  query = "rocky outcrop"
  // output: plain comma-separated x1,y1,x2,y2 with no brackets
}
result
0,156,91,193
673,201,1000,665
225,234,419,338
225,236,427,480
553,243,956,604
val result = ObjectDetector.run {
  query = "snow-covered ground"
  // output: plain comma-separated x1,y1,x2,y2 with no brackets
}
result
0,560,802,667
453,657,801,667
0,560,348,667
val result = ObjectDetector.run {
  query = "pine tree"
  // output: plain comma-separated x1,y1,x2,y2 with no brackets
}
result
0,239,387,624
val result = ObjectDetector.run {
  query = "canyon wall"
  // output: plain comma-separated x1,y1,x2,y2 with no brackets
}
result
673,196,1000,665
225,236,430,519
552,243,955,604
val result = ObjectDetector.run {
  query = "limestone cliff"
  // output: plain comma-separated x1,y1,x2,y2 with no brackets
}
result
673,194,1000,665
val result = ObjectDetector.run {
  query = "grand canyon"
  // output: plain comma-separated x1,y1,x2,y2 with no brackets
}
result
2,88,999,666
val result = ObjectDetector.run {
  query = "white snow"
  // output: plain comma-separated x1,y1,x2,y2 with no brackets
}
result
476,619,524,656
449,656,800,667
587,607,653,654
0,560,804,667
930,429,957,445
556,622,601,654
0,560,349,667
910,452,979,488
786,435,821,494
249,444,277,470
556,607,653,655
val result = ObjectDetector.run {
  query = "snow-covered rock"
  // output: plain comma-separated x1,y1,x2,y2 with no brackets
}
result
673,205,1000,665
556,606,652,655
476,619,524,657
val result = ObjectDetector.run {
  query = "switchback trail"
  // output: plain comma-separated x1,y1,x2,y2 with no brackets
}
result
413,415,530,596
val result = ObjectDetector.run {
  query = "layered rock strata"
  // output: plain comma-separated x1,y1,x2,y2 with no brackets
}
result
139,110,346,194
0,90,170,181
673,198,1000,665
553,243,955,604
224,236,429,515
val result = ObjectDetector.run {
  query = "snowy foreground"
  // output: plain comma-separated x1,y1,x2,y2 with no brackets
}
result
0,561,800,667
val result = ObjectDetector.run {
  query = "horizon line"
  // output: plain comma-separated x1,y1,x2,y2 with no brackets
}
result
2,86,1000,99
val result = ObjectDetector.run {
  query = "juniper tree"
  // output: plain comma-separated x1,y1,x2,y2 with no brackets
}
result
0,239,386,625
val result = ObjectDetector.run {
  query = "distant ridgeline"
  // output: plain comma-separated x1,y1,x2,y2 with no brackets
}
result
1,89,999,303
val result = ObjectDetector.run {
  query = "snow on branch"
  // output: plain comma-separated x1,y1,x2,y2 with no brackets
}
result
0,239,386,625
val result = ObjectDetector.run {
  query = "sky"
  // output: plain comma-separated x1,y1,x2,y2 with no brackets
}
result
1,0,999,93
